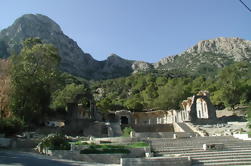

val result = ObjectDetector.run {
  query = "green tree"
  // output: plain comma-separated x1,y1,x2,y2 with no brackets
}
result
9,38,60,124
216,62,250,109
51,83,89,110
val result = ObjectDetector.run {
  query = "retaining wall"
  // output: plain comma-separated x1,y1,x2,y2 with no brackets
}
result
47,150,122,164
46,147,147,164
121,156,191,166
0,138,11,148
135,132,194,138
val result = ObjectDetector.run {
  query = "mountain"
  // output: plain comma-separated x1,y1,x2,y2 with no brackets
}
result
0,14,250,79
154,37,251,75
0,14,151,79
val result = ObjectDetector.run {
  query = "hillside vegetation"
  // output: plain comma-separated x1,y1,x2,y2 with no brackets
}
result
92,61,251,112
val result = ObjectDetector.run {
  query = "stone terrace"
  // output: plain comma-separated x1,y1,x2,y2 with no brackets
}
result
150,136,251,166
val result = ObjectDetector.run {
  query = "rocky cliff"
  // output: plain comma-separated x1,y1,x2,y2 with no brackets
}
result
0,14,250,79
0,14,151,79
154,37,251,75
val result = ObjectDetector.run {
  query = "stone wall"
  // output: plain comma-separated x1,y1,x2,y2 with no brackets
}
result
46,147,147,164
135,132,174,138
133,124,174,132
135,132,195,138
93,137,139,144
47,150,122,164
0,138,11,148
121,156,191,166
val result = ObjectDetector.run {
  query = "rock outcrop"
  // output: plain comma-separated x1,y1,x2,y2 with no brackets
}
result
0,14,151,79
0,14,250,79
154,37,251,74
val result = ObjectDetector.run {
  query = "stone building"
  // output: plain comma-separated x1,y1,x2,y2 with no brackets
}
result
114,90,217,127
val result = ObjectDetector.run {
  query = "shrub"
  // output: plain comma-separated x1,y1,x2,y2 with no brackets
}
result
0,117,25,136
74,141,89,145
40,134,70,150
80,145,130,154
122,127,134,137
127,142,149,148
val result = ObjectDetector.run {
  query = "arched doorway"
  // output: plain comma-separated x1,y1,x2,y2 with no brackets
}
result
120,116,129,125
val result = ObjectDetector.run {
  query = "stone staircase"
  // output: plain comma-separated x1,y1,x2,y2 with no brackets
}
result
151,136,251,166
177,123,195,133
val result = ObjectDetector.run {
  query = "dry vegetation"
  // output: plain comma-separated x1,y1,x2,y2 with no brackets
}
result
0,59,11,118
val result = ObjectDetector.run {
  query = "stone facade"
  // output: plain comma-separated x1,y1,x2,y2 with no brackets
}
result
181,90,217,122
114,91,217,128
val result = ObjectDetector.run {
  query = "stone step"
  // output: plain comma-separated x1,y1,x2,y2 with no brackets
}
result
191,154,251,160
153,146,251,152
151,141,251,144
183,152,251,158
192,161,251,166
158,149,251,155
153,144,251,150
192,158,251,164
151,141,250,146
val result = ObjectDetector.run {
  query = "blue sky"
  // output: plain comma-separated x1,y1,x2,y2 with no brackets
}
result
1,0,251,62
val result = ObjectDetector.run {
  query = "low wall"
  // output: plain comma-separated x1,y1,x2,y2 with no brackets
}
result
70,144,89,151
135,132,174,138
135,132,194,138
121,156,191,166
133,124,174,132
47,150,122,164
16,139,39,149
0,138,11,148
46,147,147,164
93,137,139,144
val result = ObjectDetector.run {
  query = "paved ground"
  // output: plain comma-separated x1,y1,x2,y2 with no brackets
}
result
0,151,119,166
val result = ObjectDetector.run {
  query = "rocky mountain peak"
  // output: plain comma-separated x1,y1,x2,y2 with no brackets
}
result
183,37,251,61
153,37,251,74
0,14,250,79
0,14,63,41
0,14,153,79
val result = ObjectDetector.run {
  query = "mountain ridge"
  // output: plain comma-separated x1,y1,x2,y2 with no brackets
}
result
0,14,250,79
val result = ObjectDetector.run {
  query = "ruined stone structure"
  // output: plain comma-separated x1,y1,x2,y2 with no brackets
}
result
181,90,217,122
114,91,217,128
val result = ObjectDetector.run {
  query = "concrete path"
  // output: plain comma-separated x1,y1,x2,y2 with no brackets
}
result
0,150,120,166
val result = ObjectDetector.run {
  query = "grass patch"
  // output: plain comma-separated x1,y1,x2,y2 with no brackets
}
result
74,141,89,145
78,141,148,154
126,142,149,148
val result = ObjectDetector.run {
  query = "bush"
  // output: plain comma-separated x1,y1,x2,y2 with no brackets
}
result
80,145,130,154
127,142,149,148
122,127,134,137
40,134,70,150
0,117,25,137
